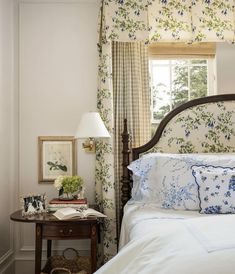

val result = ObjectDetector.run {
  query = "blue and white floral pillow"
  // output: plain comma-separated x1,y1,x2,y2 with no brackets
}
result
128,153,235,210
192,165,235,214
128,154,160,204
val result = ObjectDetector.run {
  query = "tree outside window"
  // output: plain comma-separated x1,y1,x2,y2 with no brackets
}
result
150,59,213,135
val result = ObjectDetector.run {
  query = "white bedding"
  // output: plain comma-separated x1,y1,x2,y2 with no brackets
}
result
95,203,235,274
185,214,235,252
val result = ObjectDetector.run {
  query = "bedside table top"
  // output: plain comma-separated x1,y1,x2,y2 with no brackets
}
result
10,210,98,224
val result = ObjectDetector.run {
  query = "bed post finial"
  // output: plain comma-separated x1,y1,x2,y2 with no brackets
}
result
121,118,131,219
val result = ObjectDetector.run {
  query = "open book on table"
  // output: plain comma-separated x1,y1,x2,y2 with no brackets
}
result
53,207,107,220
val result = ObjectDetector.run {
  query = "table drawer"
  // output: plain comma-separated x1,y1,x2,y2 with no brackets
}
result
43,224,91,238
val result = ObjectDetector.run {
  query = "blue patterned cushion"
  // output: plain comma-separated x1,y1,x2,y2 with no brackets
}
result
192,165,235,214
129,153,235,210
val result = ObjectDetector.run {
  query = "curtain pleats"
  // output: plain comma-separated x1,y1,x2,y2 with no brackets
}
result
112,41,151,234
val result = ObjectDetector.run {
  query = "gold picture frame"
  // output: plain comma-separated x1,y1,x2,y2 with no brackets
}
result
38,136,76,183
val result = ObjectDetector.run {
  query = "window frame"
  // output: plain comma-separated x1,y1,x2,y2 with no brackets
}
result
149,57,216,124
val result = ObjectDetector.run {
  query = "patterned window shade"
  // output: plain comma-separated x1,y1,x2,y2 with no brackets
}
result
148,42,216,59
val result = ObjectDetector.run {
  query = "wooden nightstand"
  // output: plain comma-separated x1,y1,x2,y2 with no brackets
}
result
10,210,99,274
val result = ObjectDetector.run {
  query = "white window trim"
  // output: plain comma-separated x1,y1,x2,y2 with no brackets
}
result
207,58,217,96
150,58,217,124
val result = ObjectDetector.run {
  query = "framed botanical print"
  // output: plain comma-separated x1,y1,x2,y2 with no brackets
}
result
38,136,76,183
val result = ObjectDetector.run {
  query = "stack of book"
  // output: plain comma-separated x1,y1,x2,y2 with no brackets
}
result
47,198,88,212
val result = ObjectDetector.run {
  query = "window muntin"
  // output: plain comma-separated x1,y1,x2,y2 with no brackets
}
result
150,59,214,125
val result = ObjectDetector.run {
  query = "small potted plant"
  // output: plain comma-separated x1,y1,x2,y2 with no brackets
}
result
54,175,84,200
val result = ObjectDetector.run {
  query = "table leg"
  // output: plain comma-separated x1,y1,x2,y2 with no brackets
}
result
91,224,97,273
47,240,52,258
35,223,42,274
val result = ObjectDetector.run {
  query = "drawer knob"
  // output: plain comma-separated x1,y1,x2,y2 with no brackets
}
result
59,228,73,235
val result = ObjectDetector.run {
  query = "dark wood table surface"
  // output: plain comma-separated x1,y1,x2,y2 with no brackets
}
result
10,210,99,274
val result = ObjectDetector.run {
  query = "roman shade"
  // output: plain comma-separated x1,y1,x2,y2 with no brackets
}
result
148,43,216,59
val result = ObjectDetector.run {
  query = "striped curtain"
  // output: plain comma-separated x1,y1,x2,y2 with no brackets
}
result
112,41,151,234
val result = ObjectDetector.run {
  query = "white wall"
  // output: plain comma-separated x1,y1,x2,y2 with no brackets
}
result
15,1,100,273
0,0,17,273
216,43,235,94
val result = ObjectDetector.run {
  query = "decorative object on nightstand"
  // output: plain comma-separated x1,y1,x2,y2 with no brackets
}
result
75,112,110,152
47,197,88,212
21,193,47,216
54,175,84,200
53,207,106,220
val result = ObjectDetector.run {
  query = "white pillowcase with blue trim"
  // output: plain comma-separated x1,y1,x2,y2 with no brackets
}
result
192,165,235,214
128,153,235,211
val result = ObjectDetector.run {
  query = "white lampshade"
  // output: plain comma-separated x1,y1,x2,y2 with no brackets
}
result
75,112,111,139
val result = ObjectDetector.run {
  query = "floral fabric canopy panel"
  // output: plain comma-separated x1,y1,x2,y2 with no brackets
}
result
147,101,235,154
102,0,235,43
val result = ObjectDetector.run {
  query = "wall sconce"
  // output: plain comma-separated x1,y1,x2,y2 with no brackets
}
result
75,112,110,153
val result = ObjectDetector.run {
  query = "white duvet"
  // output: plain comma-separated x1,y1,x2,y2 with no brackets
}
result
95,203,235,274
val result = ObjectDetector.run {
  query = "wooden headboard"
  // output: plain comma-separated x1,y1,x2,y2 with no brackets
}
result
121,94,235,213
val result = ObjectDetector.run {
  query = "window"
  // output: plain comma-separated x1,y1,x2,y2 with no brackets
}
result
149,58,216,125
148,43,216,132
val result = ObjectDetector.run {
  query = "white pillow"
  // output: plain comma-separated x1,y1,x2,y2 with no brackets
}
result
128,153,235,210
129,155,158,203
192,165,235,214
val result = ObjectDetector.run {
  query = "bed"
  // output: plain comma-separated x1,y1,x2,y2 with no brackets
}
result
95,94,235,274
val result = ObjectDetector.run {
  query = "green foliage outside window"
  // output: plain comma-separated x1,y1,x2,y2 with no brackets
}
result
151,59,208,135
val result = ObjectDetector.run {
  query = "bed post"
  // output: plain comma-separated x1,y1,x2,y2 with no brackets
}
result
120,119,132,219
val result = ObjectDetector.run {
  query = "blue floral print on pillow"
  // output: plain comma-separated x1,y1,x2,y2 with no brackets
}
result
229,176,235,191
160,181,197,209
128,153,200,209
128,155,159,203
129,154,235,210
192,165,235,214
